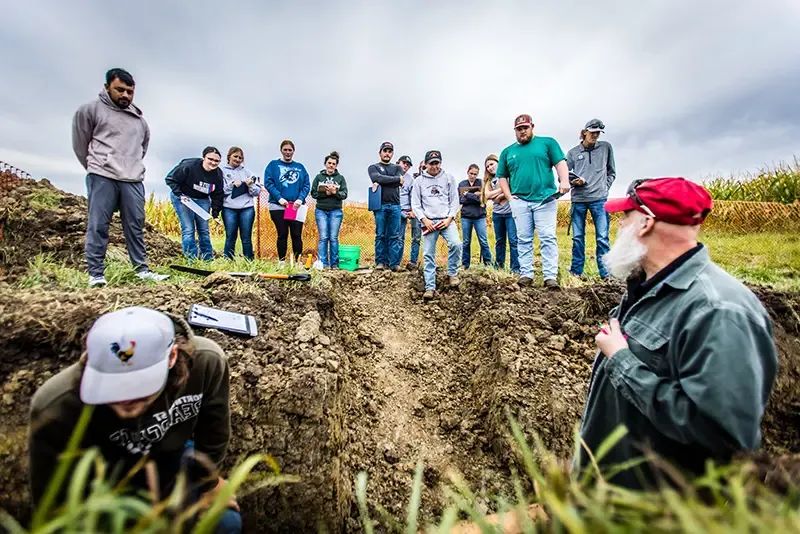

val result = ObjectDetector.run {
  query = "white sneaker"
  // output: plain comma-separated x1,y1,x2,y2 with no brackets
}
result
88,276,107,287
136,270,170,281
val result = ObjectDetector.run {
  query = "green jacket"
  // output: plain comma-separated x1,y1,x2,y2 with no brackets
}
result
310,170,348,211
575,246,778,489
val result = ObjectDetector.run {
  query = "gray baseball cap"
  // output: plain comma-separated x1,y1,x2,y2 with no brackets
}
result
80,307,175,405
585,118,605,132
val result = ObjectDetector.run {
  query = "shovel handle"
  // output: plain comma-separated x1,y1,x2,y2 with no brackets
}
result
257,272,312,282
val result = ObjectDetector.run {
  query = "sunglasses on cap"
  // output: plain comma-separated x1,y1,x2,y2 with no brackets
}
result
626,179,657,219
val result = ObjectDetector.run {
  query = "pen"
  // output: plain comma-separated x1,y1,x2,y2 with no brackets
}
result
193,310,218,322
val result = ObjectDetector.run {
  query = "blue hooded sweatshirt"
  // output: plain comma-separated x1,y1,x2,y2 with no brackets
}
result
263,159,311,210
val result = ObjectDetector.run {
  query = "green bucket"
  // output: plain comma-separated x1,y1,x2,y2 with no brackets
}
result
338,244,362,271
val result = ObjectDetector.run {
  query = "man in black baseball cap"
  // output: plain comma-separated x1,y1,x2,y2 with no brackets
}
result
368,142,405,270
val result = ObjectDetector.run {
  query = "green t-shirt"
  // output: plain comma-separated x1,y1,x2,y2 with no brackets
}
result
496,136,566,202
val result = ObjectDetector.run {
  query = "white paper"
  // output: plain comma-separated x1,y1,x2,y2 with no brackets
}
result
180,197,212,220
189,304,257,336
284,204,308,223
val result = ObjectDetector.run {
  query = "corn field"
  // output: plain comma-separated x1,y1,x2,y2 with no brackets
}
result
703,158,800,204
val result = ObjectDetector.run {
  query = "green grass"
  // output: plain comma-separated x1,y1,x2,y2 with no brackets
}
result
25,188,61,211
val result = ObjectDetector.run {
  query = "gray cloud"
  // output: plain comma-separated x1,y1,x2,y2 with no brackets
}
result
2,0,799,202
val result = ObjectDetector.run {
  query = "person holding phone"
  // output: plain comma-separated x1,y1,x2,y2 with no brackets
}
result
220,147,261,260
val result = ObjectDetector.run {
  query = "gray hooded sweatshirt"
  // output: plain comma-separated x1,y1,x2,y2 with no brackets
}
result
566,140,616,203
72,91,151,182
411,169,460,220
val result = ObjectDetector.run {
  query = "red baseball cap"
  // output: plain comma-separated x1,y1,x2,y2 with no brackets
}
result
605,177,713,226
514,114,533,129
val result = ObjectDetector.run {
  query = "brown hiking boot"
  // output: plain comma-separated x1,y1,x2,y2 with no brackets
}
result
423,290,436,300
544,278,561,290
391,266,401,272
406,263,418,271
449,275,461,287
518,276,533,287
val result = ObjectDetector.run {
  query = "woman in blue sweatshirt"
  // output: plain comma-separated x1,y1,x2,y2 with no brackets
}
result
263,140,311,262
165,146,225,261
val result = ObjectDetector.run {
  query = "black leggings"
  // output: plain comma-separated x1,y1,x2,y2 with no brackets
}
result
270,210,304,261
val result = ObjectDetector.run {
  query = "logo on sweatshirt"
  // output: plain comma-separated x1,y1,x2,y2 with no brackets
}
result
279,166,300,185
428,184,443,197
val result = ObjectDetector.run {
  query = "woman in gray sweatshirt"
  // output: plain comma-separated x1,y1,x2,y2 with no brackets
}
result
220,146,262,260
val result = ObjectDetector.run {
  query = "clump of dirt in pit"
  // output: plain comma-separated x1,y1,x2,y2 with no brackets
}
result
0,177,181,281
0,269,799,532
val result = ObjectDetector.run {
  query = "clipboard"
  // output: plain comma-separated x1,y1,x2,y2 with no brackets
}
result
459,186,481,196
188,304,258,336
180,197,212,220
284,203,308,223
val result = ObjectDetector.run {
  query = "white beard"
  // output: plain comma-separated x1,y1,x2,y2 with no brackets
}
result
603,221,647,280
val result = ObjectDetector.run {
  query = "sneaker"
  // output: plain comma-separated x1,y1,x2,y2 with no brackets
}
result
449,275,461,287
88,276,107,287
391,266,401,273
423,290,436,300
518,276,533,287
375,264,386,270
544,278,561,290
136,270,170,281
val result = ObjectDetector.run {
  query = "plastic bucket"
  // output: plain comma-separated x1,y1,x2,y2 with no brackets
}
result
338,244,362,271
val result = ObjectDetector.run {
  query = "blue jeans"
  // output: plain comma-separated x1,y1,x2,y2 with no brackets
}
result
461,217,492,268
510,197,559,280
399,212,421,264
492,212,520,273
315,208,344,268
171,193,213,261
374,204,402,268
422,220,462,290
181,440,242,534
570,200,610,278
222,207,255,260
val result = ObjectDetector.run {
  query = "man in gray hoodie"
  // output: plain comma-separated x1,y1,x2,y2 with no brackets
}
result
566,118,616,279
411,150,462,300
72,68,168,287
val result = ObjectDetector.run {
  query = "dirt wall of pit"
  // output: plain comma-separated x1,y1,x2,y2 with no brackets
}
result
1,273,799,532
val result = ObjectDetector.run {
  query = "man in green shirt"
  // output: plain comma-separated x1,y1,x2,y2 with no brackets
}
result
575,177,778,490
497,114,570,289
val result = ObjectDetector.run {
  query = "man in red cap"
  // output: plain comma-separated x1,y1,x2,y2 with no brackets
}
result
496,114,570,289
574,177,778,490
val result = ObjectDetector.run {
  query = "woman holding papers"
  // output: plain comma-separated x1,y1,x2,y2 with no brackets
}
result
221,147,261,260
263,140,311,263
310,151,349,269
165,146,225,261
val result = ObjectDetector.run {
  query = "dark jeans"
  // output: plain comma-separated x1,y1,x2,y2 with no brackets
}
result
85,173,149,276
314,208,344,268
570,199,611,278
373,203,402,268
269,209,304,261
461,217,492,268
222,207,255,260
399,212,421,264
492,212,520,273
170,192,213,261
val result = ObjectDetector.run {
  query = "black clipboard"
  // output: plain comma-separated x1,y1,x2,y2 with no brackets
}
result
188,304,258,337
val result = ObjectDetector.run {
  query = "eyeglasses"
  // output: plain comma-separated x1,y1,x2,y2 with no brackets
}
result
627,179,656,218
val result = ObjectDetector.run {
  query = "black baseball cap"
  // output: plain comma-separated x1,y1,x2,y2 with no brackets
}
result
379,141,394,152
397,155,412,165
424,150,442,164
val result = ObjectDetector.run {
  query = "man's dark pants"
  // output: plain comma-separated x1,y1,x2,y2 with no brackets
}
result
85,173,148,277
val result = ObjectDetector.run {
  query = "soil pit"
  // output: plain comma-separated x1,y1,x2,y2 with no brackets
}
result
0,177,181,281
0,271,799,532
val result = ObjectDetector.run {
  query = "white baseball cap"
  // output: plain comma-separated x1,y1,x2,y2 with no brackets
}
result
80,307,176,405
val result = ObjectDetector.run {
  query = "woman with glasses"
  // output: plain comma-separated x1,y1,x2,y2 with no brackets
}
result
165,146,225,261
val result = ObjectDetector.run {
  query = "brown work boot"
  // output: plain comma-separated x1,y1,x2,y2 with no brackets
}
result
544,278,561,290
449,275,461,287
518,276,533,287
423,290,436,300
406,263,417,271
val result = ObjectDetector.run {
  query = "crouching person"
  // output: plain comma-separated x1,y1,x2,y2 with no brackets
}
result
28,306,241,533
411,150,462,300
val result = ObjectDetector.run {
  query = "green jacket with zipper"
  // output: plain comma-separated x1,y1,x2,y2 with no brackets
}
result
310,170,348,211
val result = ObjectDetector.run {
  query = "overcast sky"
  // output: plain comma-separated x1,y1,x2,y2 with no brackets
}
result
2,0,799,203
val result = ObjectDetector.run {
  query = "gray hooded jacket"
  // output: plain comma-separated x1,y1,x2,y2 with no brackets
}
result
566,140,616,203
72,91,151,182
411,169,460,220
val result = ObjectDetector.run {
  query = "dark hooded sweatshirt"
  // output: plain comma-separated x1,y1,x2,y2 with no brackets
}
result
310,170,349,211
28,315,231,508
165,158,225,214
